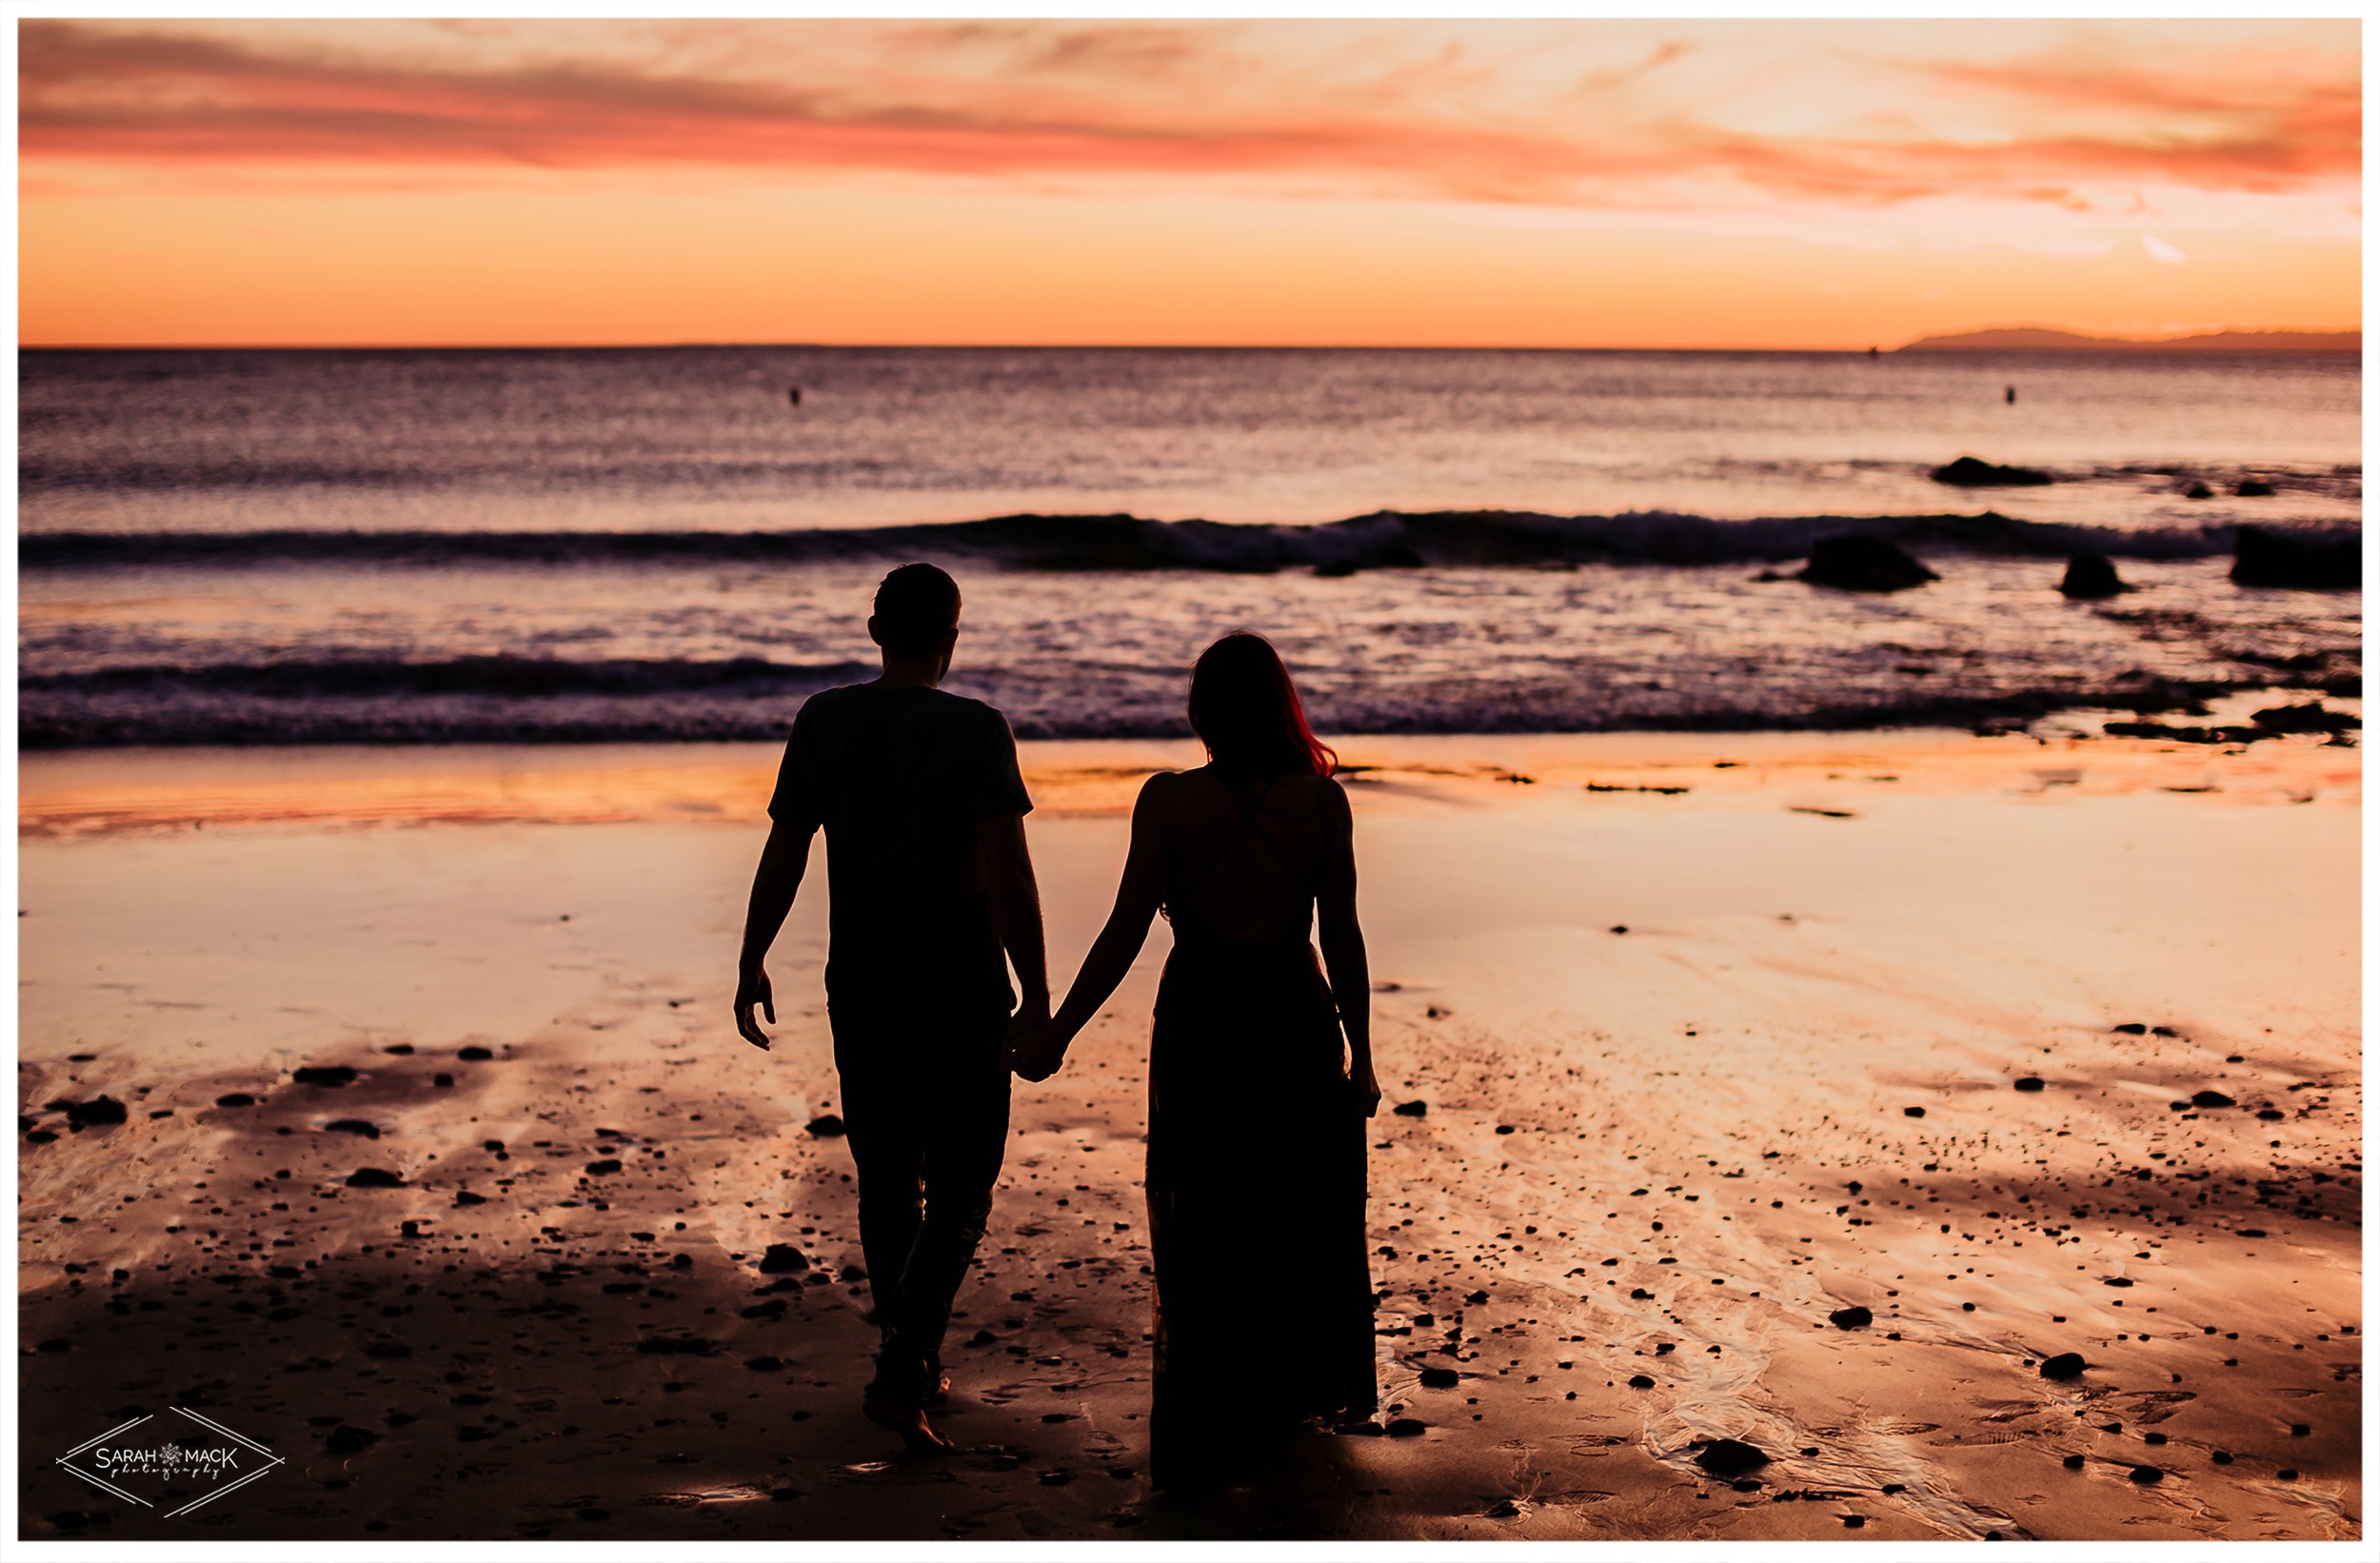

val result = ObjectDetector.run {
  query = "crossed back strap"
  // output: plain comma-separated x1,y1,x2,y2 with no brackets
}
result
1166,771,1318,924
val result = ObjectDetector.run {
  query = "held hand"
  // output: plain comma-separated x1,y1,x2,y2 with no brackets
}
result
1005,1014,1068,1082
734,964,776,1050
1350,1057,1381,1118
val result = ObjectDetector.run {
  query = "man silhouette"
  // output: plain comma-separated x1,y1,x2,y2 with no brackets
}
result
736,563,1048,1454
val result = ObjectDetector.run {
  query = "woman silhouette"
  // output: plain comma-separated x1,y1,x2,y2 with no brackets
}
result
1012,632,1378,1492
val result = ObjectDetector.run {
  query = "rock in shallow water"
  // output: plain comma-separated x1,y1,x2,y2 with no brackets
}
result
1931,456,2053,487
2059,551,2132,599
2231,524,2361,589
1796,535,1939,593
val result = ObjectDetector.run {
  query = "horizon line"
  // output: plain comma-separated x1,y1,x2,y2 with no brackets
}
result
19,331,2367,355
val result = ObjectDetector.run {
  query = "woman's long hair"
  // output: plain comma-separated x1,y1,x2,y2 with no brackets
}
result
1186,632,1336,779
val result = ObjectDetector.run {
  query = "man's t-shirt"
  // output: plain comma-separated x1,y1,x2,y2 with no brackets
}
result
767,683,1032,1018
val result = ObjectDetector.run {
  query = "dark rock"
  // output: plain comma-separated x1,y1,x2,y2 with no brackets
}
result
2058,551,2132,600
760,1243,810,1274
1385,1417,1428,1437
1418,1366,1460,1388
325,1119,379,1138
1843,1514,1866,1528
744,1355,783,1372
325,1425,380,1454
2231,525,2361,589
1829,1306,1873,1330
364,1340,411,1358
2191,1090,2234,1109
346,1167,404,1188
2040,1352,2087,1380
2211,1451,2232,1465
2251,702,2360,735
2105,721,2266,744
456,1046,495,1061
453,1190,487,1206
1932,456,2053,487
1628,1375,1656,1389
1797,535,1939,593
2236,479,2275,498
293,1065,356,1087
2063,1454,2086,1469
1903,1106,1926,1118
2291,1422,2310,1436
2013,1077,2045,1092
2129,1465,2163,1485
1392,1099,1427,1118
59,1096,128,1129
2103,1277,2133,1288
585,1158,622,1176
2112,1023,2149,1035
634,1335,714,1355
1693,1438,1770,1477
805,1114,846,1138
2185,483,2214,500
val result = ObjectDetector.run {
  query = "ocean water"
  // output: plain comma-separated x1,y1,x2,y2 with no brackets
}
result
16,346,2362,746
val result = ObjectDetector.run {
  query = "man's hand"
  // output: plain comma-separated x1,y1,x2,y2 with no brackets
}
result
1350,1057,1381,1118
735,964,776,1050
1005,1012,1066,1082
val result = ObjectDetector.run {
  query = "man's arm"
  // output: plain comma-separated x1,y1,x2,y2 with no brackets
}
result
979,811,1050,1023
735,818,815,1049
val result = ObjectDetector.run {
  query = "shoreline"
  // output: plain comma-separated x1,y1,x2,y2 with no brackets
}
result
17,722,2365,838
16,729,2362,1540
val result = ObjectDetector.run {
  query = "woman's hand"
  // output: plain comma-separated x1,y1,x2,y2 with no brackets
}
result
734,963,775,1050
1350,1057,1381,1118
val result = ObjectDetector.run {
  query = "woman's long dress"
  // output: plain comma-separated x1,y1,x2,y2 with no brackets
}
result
1144,777,1377,1489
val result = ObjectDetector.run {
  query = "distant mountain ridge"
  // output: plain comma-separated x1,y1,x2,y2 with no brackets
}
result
1898,326,2359,353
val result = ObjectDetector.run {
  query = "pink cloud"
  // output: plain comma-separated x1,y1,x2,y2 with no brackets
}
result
17,19,2360,209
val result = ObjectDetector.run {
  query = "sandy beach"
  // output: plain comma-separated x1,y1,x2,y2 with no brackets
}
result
15,728,2362,1541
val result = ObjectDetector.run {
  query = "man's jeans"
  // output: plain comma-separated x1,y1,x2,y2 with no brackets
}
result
829,1001,1012,1408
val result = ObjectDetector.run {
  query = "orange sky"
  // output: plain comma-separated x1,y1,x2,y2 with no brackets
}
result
16,17,2363,348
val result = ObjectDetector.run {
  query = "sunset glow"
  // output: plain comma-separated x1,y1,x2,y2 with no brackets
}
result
17,17,2363,347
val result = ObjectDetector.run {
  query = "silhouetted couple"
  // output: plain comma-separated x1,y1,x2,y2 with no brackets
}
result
736,564,1378,1493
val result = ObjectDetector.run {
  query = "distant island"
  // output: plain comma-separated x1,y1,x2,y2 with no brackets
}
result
1896,326,2360,354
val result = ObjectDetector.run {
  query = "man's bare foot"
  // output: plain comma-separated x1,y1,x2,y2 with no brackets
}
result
863,1396,955,1456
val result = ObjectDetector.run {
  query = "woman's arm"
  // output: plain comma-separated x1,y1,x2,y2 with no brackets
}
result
1315,778,1379,1115
1011,774,1170,1079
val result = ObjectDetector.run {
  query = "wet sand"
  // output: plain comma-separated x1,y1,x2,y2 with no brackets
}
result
15,730,2363,1541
